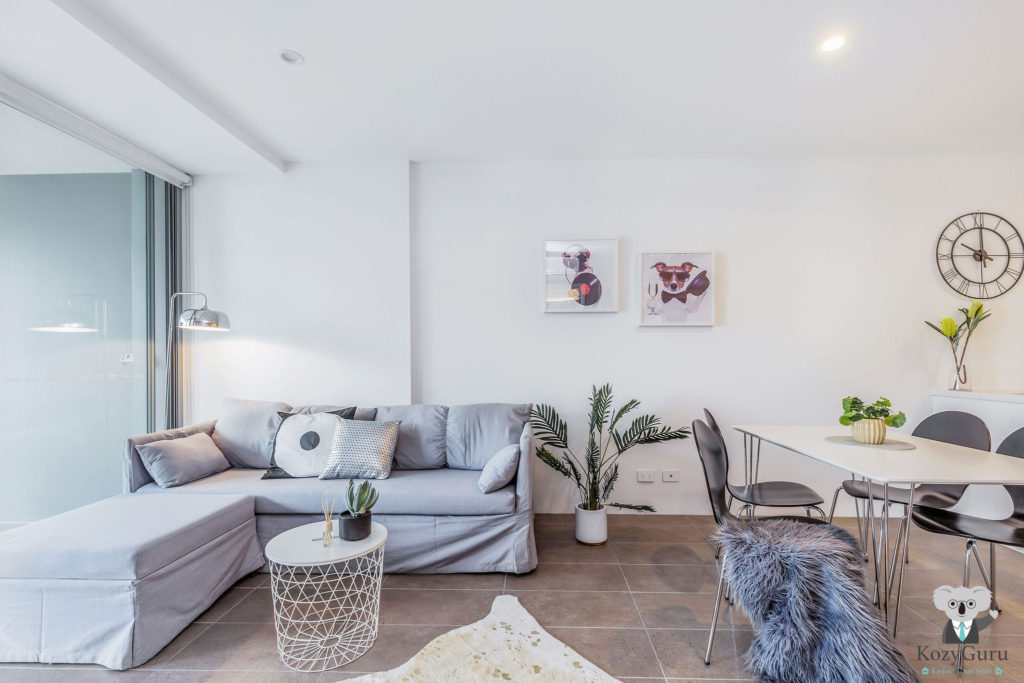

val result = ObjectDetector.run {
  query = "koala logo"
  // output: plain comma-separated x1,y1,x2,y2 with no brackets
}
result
932,585,999,644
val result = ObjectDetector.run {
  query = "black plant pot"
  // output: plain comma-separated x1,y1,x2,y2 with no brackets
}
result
340,511,372,541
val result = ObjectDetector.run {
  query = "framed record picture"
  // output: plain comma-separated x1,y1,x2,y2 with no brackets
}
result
640,252,715,326
544,240,619,313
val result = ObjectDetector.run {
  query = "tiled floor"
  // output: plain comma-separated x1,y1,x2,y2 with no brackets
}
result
5,514,1024,681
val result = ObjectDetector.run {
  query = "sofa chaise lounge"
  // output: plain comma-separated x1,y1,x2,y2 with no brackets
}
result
124,401,538,574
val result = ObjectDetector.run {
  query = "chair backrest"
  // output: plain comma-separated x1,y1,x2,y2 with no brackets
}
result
912,411,991,501
913,411,991,450
997,427,1024,513
693,419,735,525
703,408,729,458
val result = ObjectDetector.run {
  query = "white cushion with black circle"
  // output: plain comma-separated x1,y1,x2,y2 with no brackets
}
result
271,411,346,478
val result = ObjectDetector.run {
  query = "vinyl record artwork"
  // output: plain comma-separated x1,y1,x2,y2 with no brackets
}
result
544,240,619,313
640,252,714,326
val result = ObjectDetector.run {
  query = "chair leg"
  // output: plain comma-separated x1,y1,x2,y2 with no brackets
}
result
969,540,1001,612
827,486,842,522
705,568,726,665
991,542,999,610
964,540,974,586
886,515,907,598
808,505,826,520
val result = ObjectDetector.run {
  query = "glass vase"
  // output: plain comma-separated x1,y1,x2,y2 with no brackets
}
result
949,360,970,391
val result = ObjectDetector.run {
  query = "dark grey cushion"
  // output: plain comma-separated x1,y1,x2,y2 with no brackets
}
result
136,432,230,488
477,444,520,494
374,405,449,469
212,397,291,469
446,403,531,470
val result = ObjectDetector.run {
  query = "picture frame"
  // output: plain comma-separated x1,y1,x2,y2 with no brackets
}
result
639,251,715,326
544,239,619,313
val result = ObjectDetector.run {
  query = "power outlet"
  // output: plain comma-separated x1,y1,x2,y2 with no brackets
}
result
636,469,655,483
662,469,681,482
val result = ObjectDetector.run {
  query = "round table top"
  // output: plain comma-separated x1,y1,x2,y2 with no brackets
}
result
265,521,387,567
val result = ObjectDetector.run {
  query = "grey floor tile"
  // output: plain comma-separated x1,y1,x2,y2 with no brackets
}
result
217,588,274,623
194,588,255,623
547,627,664,678
623,564,721,594
378,588,500,625
505,562,629,591
508,590,645,629
383,572,504,590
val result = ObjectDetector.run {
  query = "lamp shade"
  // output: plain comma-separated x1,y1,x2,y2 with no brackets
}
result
177,307,230,331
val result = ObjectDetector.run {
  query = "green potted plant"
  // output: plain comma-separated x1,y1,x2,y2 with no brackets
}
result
925,301,990,391
340,480,378,541
531,384,689,545
839,397,907,445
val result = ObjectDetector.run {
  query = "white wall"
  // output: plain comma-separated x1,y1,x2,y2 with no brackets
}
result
410,156,1024,515
190,161,412,421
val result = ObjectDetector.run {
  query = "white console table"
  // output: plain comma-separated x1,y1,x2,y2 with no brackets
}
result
930,390,1024,520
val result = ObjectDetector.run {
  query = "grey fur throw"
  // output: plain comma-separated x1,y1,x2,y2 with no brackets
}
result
717,519,917,683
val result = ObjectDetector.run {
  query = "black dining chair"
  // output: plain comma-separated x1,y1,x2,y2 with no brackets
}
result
827,411,991,572
694,419,829,665
909,426,1024,672
703,409,825,520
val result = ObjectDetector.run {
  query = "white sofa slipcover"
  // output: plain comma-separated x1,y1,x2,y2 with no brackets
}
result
0,493,262,670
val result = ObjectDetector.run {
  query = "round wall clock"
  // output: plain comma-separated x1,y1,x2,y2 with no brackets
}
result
935,211,1023,299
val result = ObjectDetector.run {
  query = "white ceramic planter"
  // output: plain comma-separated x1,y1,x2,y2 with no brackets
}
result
851,418,887,445
575,504,608,545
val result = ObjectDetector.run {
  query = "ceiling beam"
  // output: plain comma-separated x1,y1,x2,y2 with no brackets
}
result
0,71,193,187
50,0,288,173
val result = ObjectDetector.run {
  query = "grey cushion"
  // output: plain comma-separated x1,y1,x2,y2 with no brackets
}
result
446,403,531,470
212,397,291,469
320,419,400,480
477,444,520,494
136,432,229,488
0,493,255,580
374,405,449,469
137,468,515,516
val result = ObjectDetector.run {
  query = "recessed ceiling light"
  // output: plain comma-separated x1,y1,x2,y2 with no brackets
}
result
280,49,305,65
821,36,847,52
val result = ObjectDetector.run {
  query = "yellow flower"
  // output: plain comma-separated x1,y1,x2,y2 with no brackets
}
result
968,301,983,319
941,317,957,339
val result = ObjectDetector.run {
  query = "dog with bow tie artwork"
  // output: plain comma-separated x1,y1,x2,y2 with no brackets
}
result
641,252,715,326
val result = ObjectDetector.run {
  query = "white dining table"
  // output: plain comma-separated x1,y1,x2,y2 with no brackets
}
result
732,425,1024,634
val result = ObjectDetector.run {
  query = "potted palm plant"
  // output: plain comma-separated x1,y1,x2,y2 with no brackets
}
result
340,480,378,541
531,384,689,545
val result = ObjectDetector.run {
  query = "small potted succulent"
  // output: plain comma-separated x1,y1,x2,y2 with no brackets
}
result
839,396,906,445
340,480,378,541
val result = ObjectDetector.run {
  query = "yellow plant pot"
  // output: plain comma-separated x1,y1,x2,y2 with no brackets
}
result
851,418,886,445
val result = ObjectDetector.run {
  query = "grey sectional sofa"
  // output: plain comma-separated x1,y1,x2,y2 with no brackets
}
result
124,402,537,574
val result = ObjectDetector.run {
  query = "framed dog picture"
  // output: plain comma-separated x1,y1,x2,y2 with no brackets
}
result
640,252,715,326
544,240,619,313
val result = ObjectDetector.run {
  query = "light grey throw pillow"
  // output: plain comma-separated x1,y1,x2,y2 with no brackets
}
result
137,432,230,488
320,418,401,480
477,444,520,494
212,397,291,468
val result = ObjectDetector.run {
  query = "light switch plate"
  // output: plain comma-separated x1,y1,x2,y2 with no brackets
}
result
662,470,681,482
637,469,655,483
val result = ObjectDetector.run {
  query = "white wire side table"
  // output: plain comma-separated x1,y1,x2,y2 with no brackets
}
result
264,521,387,672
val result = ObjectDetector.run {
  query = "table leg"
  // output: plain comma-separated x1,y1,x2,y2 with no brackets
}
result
865,481,881,607
880,483,890,622
893,483,915,636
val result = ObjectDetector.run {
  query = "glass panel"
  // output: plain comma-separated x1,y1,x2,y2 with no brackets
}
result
0,103,163,521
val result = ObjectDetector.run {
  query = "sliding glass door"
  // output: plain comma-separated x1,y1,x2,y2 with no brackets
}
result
0,103,176,521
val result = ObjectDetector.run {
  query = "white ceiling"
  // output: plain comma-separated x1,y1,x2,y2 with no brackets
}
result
0,103,131,174
1,0,1022,174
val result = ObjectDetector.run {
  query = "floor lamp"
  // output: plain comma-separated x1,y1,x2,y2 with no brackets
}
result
166,291,230,428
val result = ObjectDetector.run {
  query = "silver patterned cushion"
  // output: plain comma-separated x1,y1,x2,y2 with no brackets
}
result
320,418,401,480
